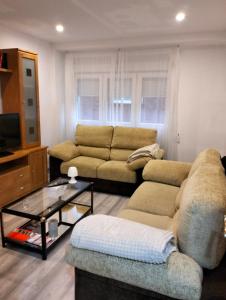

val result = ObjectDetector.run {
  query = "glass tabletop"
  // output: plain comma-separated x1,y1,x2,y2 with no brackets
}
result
4,180,92,218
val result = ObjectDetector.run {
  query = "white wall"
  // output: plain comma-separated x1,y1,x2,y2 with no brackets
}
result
2,24,225,162
177,46,226,162
0,25,65,147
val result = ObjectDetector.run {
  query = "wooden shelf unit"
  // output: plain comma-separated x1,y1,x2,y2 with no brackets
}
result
0,147,48,207
0,49,48,207
1,48,41,149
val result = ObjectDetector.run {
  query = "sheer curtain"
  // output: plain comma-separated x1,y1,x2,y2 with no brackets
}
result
64,47,180,159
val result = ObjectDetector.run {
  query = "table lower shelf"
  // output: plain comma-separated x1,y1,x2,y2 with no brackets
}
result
2,203,92,258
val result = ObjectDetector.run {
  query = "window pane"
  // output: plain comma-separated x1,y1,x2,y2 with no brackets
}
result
78,79,99,96
141,77,167,124
108,78,132,122
77,78,99,121
78,96,99,120
141,97,165,123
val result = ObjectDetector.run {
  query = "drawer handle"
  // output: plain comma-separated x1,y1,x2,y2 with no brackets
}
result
20,186,24,190
19,174,24,177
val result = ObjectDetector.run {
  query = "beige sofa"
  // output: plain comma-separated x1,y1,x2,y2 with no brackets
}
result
48,124,159,195
65,149,226,300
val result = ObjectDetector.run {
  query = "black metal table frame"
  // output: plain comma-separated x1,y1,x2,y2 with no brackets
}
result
0,181,94,260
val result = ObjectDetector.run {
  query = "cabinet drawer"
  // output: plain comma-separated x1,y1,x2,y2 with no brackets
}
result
15,166,31,184
15,182,31,198
14,166,31,197
0,173,18,207
0,166,31,207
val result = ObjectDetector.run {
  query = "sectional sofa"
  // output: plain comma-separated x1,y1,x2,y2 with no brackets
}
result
65,149,226,300
48,124,162,195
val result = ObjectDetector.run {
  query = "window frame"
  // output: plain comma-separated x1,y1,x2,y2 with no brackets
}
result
75,74,103,125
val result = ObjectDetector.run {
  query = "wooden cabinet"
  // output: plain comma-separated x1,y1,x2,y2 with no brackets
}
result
29,148,48,190
1,48,40,149
0,147,47,207
0,49,48,207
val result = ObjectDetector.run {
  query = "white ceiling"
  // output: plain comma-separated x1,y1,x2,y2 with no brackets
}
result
0,0,226,50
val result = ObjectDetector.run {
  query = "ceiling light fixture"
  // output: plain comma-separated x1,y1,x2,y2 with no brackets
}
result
56,24,64,33
175,12,186,22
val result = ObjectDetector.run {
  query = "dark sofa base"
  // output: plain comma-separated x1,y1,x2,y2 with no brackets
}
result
49,156,143,196
75,268,175,300
74,253,226,300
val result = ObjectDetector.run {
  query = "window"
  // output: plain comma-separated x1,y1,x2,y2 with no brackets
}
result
139,75,167,125
66,49,178,159
75,74,167,126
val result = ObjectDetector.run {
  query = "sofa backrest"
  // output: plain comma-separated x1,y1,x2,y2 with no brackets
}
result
110,126,157,161
75,124,113,148
177,149,226,269
188,148,221,177
111,126,157,150
75,124,157,161
75,124,113,160
110,149,134,161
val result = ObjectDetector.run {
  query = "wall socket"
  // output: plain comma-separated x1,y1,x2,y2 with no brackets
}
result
176,133,180,144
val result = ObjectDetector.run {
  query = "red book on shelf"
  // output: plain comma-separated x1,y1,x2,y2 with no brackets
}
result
7,228,33,242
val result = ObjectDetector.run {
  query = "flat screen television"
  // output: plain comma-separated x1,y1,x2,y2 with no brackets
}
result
0,113,21,157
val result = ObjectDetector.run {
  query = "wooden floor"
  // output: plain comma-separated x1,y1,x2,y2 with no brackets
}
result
0,192,129,300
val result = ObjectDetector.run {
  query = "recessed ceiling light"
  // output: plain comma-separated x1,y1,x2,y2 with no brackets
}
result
56,24,64,33
175,12,186,22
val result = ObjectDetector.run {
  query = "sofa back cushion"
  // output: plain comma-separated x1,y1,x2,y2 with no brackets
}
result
78,145,110,160
188,148,222,177
75,124,113,148
110,149,133,161
177,163,226,269
111,126,157,150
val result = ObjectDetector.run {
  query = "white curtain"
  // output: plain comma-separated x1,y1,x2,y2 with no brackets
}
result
64,47,180,159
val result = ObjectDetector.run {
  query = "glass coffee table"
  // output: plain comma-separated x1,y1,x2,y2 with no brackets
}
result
0,179,94,260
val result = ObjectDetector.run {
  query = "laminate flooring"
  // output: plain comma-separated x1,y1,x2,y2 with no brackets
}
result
0,192,129,300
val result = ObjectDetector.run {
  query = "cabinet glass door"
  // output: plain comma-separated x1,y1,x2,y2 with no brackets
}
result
22,58,38,144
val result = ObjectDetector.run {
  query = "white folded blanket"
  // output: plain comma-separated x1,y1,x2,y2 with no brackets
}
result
127,143,164,162
70,215,177,264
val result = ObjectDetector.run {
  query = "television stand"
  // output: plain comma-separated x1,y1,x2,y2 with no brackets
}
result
0,151,14,157
0,146,48,207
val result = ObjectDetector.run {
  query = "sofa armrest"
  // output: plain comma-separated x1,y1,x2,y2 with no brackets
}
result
65,245,202,300
48,140,80,161
143,160,192,187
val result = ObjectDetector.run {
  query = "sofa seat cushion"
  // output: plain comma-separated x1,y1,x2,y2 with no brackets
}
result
126,182,179,217
65,245,203,300
75,124,113,148
78,145,110,160
97,161,136,183
111,126,157,150
118,209,173,230
61,156,105,178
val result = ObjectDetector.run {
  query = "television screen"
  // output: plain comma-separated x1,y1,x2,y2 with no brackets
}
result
0,113,21,155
